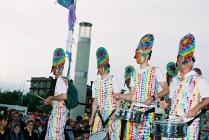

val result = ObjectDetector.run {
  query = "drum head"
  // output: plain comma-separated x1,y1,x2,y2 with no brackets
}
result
89,131,107,140
153,120,187,138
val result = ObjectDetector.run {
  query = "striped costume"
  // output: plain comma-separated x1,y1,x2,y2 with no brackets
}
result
92,75,121,140
166,71,201,140
125,66,159,140
45,76,69,140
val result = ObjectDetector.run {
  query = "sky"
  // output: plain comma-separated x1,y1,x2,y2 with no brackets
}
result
0,0,209,91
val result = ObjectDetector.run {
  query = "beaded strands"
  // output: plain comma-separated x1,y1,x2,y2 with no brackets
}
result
173,75,199,115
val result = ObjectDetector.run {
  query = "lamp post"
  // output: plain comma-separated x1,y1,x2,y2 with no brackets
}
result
18,80,30,106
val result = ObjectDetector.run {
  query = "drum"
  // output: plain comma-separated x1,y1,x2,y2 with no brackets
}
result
115,108,144,123
152,119,187,138
89,130,108,140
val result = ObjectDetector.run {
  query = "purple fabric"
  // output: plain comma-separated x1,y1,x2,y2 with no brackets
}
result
68,4,76,30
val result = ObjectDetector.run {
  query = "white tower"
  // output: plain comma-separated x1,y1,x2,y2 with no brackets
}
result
70,22,92,119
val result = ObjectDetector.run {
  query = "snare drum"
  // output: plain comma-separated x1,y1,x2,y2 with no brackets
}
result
115,108,144,123
89,130,108,140
152,119,187,138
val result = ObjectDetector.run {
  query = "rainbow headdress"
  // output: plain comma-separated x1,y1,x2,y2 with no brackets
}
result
136,34,154,56
124,65,136,81
178,33,195,63
166,62,178,84
166,62,178,77
96,47,110,72
52,48,66,67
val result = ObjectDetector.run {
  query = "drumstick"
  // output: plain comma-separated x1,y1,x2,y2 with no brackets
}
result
133,102,156,108
169,114,194,123
35,94,45,101
119,98,156,108
119,98,131,106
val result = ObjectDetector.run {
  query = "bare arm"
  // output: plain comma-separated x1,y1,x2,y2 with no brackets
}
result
89,98,98,125
114,92,121,108
157,81,170,99
90,98,98,119
186,97,209,117
195,97,209,110
144,82,169,105
51,93,67,101
116,87,135,101
44,94,67,105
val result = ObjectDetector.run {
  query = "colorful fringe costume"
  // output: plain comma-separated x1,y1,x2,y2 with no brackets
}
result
124,34,159,140
167,72,200,140
92,75,121,140
45,79,69,140
45,48,68,140
125,67,159,140
92,47,121,140
164,34,200,140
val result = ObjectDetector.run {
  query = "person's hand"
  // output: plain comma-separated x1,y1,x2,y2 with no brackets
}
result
186,107,199,118
158,100,170,109
110,114,115,121
89,117,94,126
44,96,52,105
113,93,120,100
50,101,54,106
144,96,154,105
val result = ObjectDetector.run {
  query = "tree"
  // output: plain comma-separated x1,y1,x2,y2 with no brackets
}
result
0,90,51,113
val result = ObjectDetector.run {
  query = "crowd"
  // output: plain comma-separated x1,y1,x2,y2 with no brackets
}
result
0,109,90,140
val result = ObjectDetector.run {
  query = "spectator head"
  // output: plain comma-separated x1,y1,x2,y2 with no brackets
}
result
12,123,22,135
26,119,34,131
0,115,8,128
83,132,90,140
13,111,21,122
67,118,75,128
34,110,40,116
74,122,81,130
10,109,16,115
76,116,83,123
34,118,42,128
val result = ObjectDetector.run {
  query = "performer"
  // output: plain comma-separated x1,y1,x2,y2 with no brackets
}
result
44,48,69,140
89,47,121,140
120,65,136,139
160,34,209,140
166,62,178,86
121,65,136,109
115,34,169,140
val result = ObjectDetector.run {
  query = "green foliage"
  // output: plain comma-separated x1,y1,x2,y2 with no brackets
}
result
0,90,51,113
0,90,20,105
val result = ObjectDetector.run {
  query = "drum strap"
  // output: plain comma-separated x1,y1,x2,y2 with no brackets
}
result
97,109,116,128
186,112,201,126
144,107,155,116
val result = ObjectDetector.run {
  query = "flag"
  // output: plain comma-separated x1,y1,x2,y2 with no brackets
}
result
68,1,76,30
57,0,76,78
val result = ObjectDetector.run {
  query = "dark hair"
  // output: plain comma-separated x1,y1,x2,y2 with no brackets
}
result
13,111,20,117
193,67,202,75
11,123,22,134
11,123,25,140
106,64,110,73
148,51,152,60
13,123,21,129
34,118,41,123
76,116,83,122
192,56,196,63
26,119,34,125
0,115,7,121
